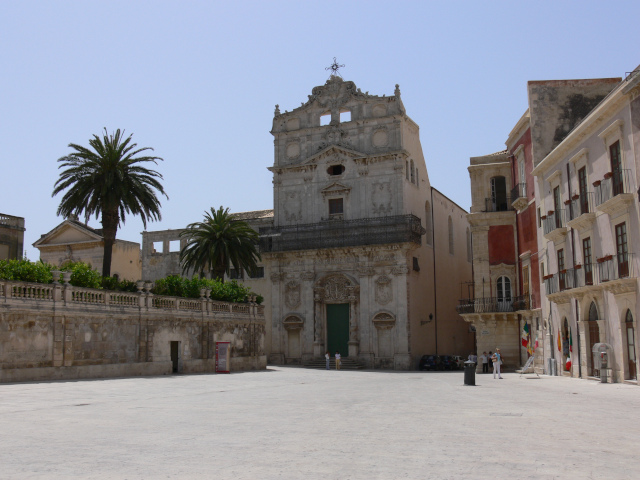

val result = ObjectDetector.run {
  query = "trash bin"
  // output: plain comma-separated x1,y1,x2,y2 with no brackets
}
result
464,360,476,386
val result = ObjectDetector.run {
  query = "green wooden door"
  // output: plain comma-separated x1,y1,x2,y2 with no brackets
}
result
327,303,349,357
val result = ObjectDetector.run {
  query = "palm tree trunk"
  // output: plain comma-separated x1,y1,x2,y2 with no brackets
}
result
101,209,119,277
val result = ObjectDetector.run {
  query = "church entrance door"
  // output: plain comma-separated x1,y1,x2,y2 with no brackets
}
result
327,303,349,357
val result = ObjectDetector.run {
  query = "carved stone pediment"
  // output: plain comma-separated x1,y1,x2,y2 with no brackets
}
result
315,274,359,302
321,182,351,198
372,311,396,330
283,315,304,331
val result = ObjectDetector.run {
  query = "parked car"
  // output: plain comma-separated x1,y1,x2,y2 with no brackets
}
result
440,355,457,370
451,355,466,370
418,355,441,371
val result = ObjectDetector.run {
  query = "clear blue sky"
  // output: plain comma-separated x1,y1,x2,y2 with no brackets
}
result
2,1,639,260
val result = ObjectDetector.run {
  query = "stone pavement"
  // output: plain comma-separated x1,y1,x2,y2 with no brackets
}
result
1,367,638,479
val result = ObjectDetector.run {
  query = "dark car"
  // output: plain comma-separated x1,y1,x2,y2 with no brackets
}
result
440,355,456,370
419,355,441,371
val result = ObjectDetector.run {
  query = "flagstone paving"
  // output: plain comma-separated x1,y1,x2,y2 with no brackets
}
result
1,367,638,479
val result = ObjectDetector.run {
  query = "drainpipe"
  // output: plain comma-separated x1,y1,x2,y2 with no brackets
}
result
566,163,582,378
431,190,438,355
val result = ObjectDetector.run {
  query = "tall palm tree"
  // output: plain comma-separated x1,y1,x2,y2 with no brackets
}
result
53,128,167,277
180,206,261,282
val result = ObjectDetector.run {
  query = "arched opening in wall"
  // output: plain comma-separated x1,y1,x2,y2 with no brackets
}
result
339,110,351,122
588,301,600,376
466,227,472,262
490,176,507,212
496,276,511,312
626,309,636,379
424,201,432,247
327,164,345,176
320,112,331,126
561,317,571,372
283,316,304,361
448,216,454,255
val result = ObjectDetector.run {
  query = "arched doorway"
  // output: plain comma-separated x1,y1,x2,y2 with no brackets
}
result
588,302,600,376
497,276,511,312
626,309,636,380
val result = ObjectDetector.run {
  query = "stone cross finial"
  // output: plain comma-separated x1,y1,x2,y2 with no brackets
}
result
274,104,281,116
395,84,401,97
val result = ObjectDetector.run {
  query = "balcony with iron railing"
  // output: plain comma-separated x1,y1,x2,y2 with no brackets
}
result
597,252,636,283
512,294,536,311
594,169,634,216
483,196,514,213
456,296,514,315
510,183,528,211
542,209,568,243
567,192,596,230
258,214,426,253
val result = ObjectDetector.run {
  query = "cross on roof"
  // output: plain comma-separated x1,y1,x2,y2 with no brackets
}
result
325,57,345,78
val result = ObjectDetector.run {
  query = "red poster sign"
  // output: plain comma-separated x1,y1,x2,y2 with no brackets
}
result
216,342,230,373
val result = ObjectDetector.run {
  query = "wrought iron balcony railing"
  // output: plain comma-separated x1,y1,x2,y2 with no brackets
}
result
483,196,514,213
258,214,426,253
595,169,633,206
456,297,514,314
597,252,635,283
569,192,594,220
543,275,558,295
543,209,567,235
510,183,526,201
512,294,536,311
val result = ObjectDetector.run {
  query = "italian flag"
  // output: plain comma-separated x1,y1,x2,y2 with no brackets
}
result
569,328,573,353
521,323,530,347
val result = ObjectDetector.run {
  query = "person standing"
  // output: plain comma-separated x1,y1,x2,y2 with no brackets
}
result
335,351,341,370
481,352,489,373
492,348,503,379
325,351,330,370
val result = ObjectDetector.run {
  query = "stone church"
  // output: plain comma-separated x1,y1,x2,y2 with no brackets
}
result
141,75,474,369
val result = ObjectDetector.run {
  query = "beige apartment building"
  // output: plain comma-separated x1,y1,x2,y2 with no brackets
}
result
142,75,474,369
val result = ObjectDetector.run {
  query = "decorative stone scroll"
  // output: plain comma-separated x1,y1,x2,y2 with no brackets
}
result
300,271,315,281
391,265,409,276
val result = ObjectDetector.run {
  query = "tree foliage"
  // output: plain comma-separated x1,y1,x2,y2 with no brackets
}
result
179,206,261,281
151,275,262,304
52,128,167,276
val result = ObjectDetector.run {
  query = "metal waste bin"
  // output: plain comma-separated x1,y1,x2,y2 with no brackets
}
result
464,360,476,386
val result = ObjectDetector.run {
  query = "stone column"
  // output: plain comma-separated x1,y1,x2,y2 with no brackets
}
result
348,294,359,357
313,290,324,357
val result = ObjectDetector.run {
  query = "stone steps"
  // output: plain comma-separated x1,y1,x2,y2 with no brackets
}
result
303,358,365,370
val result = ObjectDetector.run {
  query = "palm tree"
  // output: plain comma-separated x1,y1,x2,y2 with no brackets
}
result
179,206,261,282
53,128,167,277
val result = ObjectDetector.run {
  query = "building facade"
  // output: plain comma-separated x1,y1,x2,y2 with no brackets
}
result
0,213,25,260
34,217,142,281
142,76,475,369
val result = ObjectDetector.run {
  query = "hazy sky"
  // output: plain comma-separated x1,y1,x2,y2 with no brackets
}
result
2,1,639,260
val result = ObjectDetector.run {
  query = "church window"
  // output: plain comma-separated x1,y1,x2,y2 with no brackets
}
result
448,216,454,255
329,198,344,216
339,110,351,123
152,241,163,254
327,164,345,176
320,112,331,126
410,160,415,183
169,240,180,252
425,201,433,247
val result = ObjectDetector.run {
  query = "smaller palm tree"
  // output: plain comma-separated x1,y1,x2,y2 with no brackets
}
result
180,207,261,282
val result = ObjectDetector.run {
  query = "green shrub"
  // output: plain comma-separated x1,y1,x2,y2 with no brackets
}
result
151,275,262,304
0,258,54,283
60,261,102,289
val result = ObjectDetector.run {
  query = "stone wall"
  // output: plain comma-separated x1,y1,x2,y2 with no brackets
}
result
0,280,266,382
0,213,25,260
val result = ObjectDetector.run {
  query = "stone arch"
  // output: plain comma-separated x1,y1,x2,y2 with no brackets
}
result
624,309,637,380
283,314,304,361
372,311,396,361
586,301,601,376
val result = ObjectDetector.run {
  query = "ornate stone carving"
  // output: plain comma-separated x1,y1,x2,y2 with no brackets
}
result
391,265,409,275
300,271,315,281
285,281,301,309
318,125,351,150
286,141,300,160
283,315,304,331
270,272,285,283
375,275,393,305
372,127,389,148
315,274,359,302
357,266,375,277
372,312,396,330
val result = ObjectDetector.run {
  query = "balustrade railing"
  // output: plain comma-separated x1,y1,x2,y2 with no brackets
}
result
0,280,261,316
543,209,567,235
543,275,558,295
483,197,514,213
569,192,594,220
595,169,633,206
512,294,535,311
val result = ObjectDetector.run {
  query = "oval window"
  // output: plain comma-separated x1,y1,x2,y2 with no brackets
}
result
327,165,345,176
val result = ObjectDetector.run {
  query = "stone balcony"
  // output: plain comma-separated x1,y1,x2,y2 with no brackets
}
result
542,209,568,244
510,183,528,211
566,192,596,231
594,169,635,217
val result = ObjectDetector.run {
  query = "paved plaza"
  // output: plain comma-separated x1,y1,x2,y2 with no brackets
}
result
1,367,638,479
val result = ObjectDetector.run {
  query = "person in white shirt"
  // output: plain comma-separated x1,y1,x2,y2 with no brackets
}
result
335,351,341,370
492,348,503,379
325,351,330,370
481,352,489,373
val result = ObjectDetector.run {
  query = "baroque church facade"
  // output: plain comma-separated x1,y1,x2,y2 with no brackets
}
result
141,75,474,369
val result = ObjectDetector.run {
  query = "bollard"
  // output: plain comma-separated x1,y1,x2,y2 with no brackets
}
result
464,360,476,386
